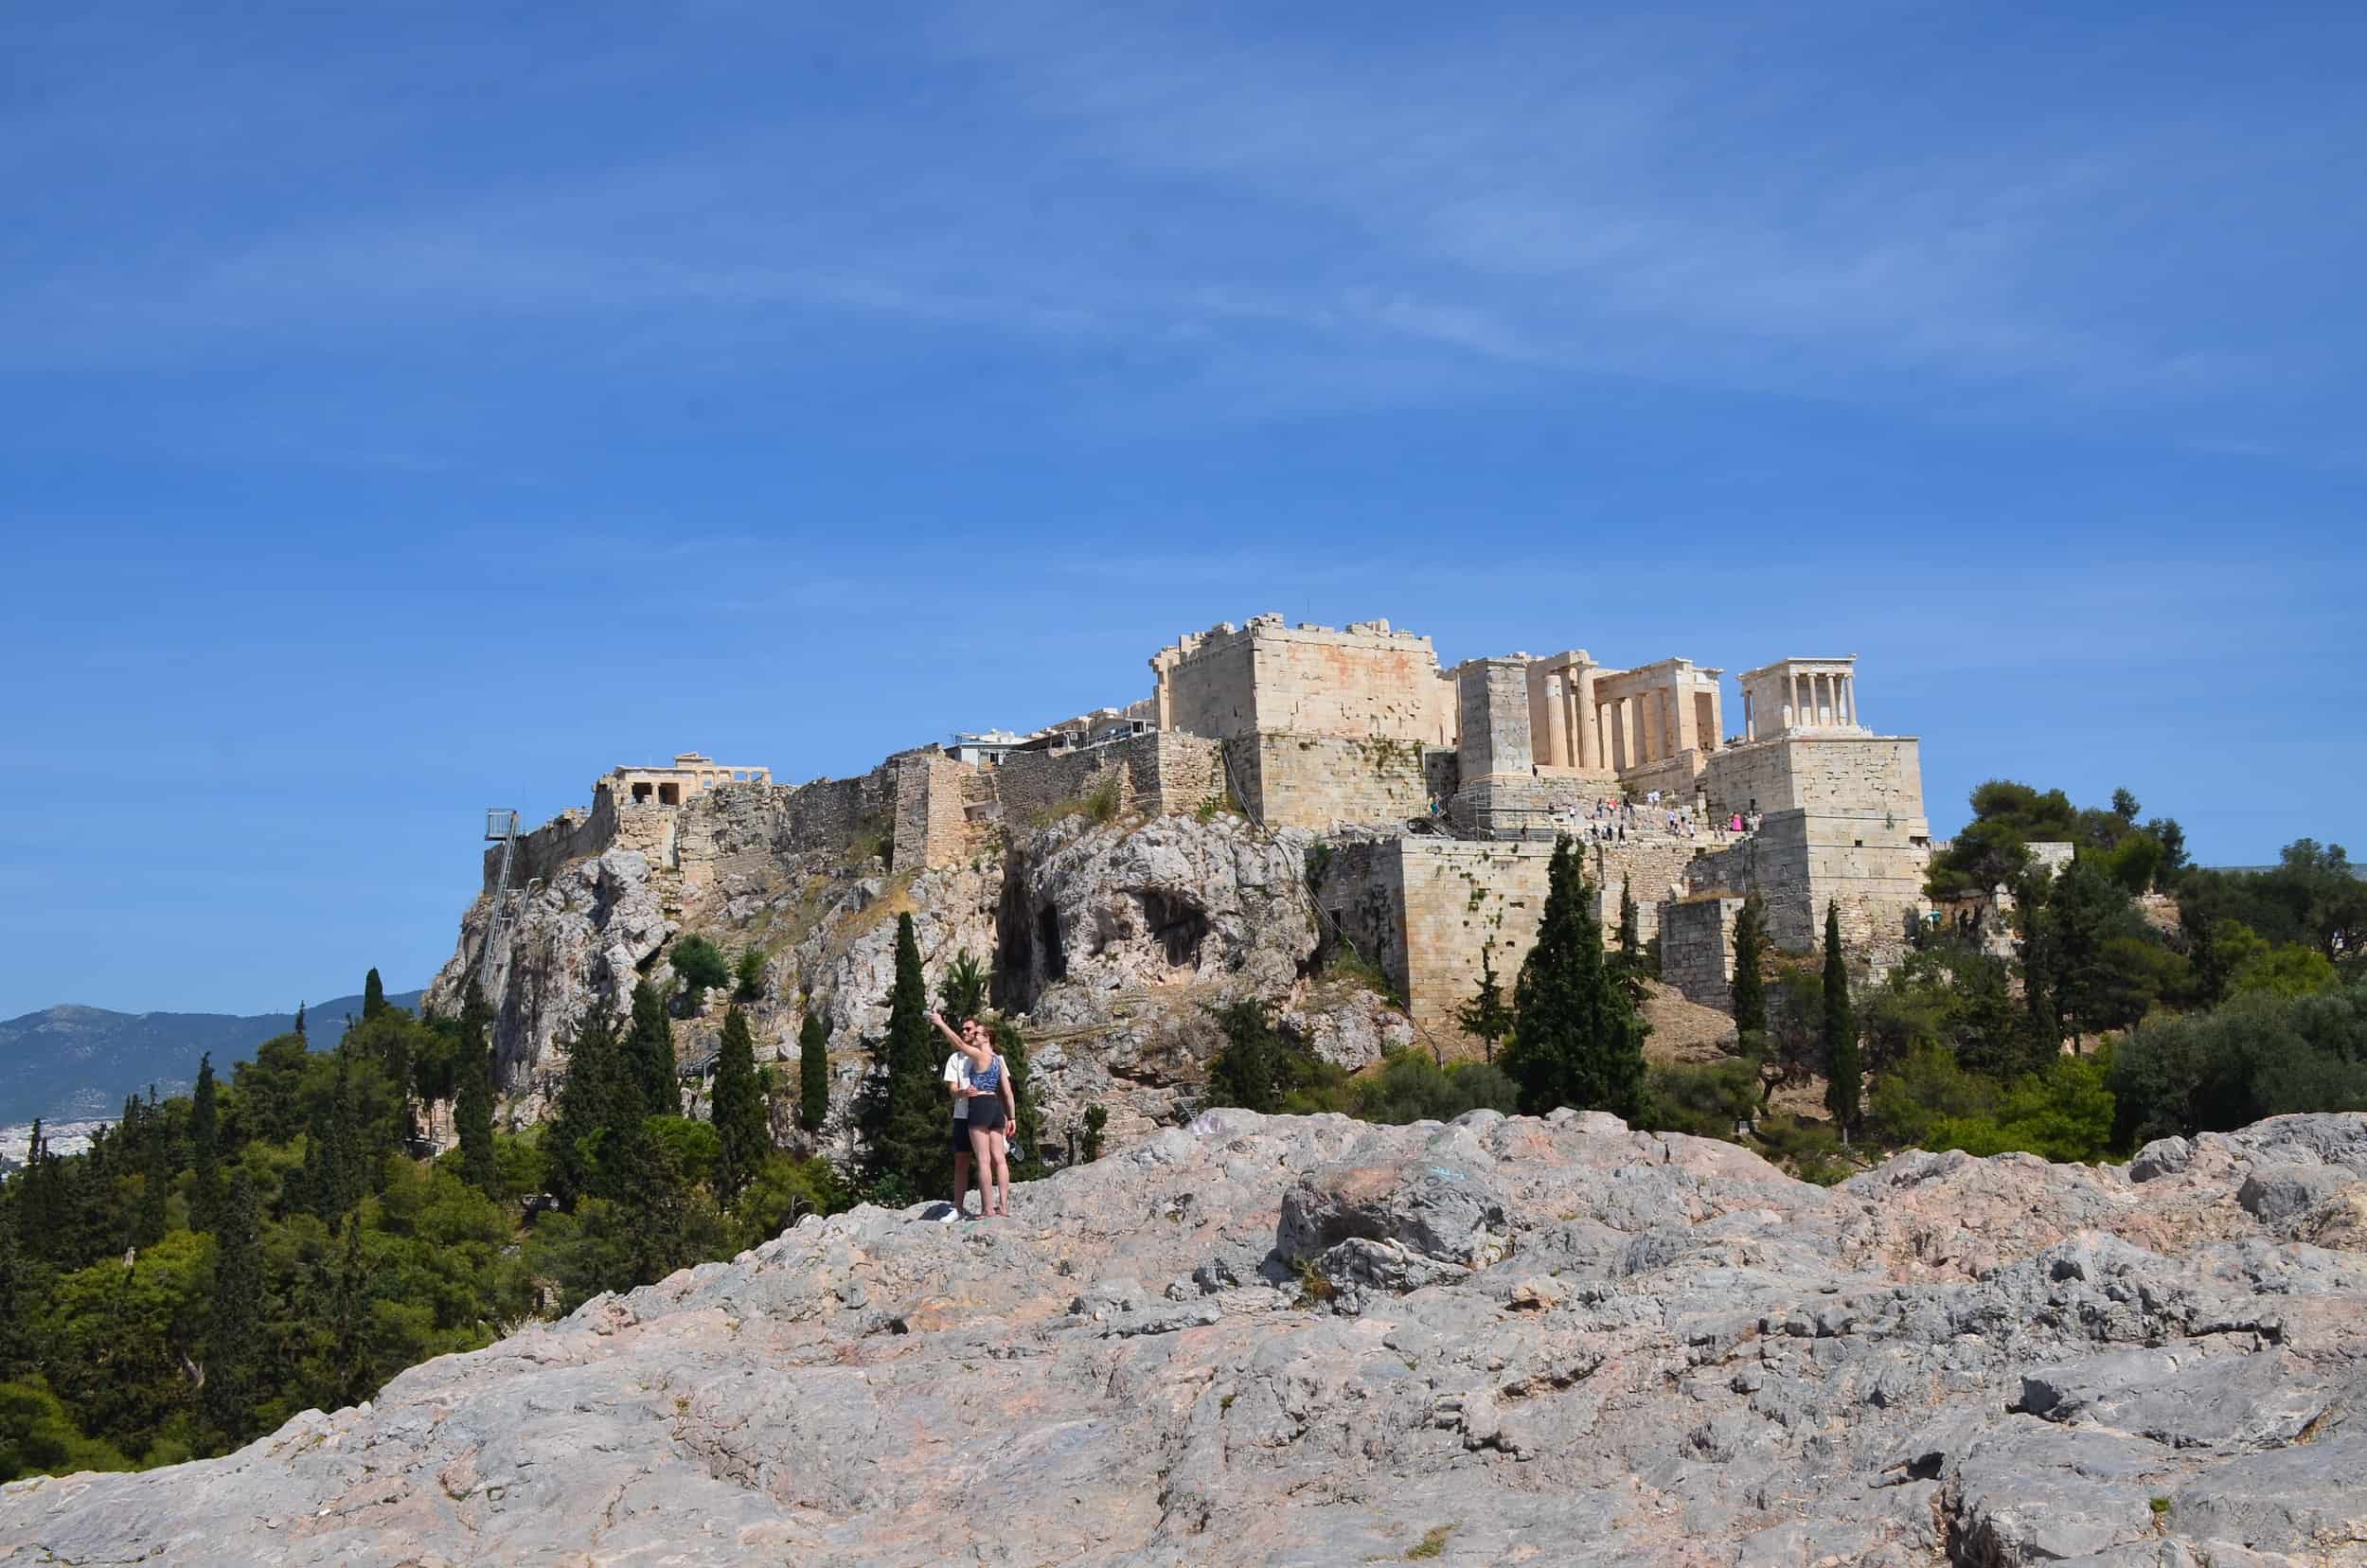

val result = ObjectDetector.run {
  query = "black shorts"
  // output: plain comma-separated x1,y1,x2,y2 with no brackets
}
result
951,1118,973,1154
969,1099,1008,1135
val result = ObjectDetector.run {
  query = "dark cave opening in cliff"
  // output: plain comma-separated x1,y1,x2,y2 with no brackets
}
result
1137,891,1209,969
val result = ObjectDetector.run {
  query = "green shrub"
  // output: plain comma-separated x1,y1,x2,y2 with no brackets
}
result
1641,1059,1760,1140
671,936,732,1009
1751,1114,1851,1185
734,947,768,1001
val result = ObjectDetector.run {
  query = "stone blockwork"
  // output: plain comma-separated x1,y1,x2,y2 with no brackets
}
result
1659,896,1746,1008
1322,834,1715,1049
1690,736,1932,960
1151,615,1456,745
1232,733,1434,830
989,732,1226,833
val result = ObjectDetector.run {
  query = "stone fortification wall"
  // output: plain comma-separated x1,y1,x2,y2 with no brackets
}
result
1699,734,1925,823
1321,833,1705,1049
1684,812,1929,961
1156,617,1452,745
1688,736,1931,962
1234,733,1433,831
893,753,976,873
990,732,1227,837
779,760,900,863
1660,896,1746,1008
1144,732,1227,811
489,801,608,892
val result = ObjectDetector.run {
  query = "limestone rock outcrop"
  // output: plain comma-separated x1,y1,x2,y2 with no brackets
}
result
425,807,1364,1160
9,1112,2365,1565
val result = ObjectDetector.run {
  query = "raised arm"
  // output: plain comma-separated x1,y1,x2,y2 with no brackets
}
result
927,1009,969,1053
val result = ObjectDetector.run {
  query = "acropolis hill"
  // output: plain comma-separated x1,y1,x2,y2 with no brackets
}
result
437,615,1932,1107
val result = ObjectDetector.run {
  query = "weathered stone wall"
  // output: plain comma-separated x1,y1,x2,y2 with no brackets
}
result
1144,732,1227,812
1324,833,1726,1048
1235,733,1433,831
1158,618,1452,745
1690,736,1931,962
779,762,899,863
1660,896,1745,1008
893,753,975,873
489,800,611,892
991,740,1141,830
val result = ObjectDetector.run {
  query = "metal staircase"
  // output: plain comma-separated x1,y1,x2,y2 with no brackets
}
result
477,809,521,990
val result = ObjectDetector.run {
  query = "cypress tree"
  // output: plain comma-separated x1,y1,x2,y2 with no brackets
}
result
455,985,496,1195
1617,876,1640,963
363,969,387,1020
133,1117,169,1249
862,914,945,1200
1504,837,1648,1119
2020,879,2063,1073
711,1007,769,1202
626,981,676,1119
189,1055,224,1235
1820,901,1861,1142
1453,945,1514,1064
796,1009,830,1135
1730,896,1769,1038
205,1172,263,1443
547,1006,627,1208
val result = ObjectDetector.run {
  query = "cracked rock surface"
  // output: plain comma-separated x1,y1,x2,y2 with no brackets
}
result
5,1112,2365,1566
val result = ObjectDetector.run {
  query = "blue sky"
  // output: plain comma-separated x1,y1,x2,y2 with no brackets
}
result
5,3,2363,1017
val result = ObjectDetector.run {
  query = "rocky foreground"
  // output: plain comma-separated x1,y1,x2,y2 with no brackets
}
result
9,1114,2367,1567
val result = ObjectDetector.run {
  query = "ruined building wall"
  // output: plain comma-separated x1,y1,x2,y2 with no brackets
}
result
894,753,976,873
988,732,1229,839
1659,896,1746,1009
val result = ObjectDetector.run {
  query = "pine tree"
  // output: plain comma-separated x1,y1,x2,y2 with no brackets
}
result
711,1007,770,1202
189,1055,224,1236
363,968,387,1020
1504,837,1648,1119
455,985,496,1196
861,914,946,1200
547,1006,628,1208
325,1209,371,1411
0,1203,31,1382
205,1172,263,1444
1820,901,1861,1142
797,1010,830,1135
626,981,677,1120
1453,945,1514,1064
1730,896,1769,1038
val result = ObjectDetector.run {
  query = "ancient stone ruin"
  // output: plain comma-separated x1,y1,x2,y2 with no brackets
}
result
460,613,1948,1056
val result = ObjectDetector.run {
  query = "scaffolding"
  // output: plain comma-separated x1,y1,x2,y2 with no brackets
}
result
478,809,521,990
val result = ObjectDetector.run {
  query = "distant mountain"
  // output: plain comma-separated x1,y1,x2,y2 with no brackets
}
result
0,988,424,1127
